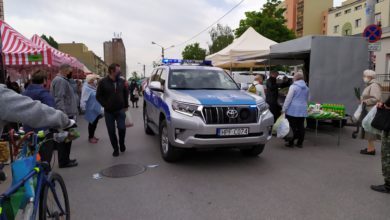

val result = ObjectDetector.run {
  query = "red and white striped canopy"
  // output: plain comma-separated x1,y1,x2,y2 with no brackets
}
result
0,20,52,66
31,34,85,70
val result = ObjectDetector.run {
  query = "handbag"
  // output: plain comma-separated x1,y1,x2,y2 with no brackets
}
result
371,107,390,132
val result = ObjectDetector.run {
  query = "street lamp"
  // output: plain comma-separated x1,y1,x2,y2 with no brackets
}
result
151,41,174,60
137,62,146,78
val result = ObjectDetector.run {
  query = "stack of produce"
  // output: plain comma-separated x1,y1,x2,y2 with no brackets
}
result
308,103,345,119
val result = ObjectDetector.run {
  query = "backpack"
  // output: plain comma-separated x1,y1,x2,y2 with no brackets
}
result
248,84,257,94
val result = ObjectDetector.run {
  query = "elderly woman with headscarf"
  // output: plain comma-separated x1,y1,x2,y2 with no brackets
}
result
360,69,382,155
80,74,103,144
282,71,310,148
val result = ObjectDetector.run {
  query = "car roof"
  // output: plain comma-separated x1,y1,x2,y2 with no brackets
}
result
165,65,223,71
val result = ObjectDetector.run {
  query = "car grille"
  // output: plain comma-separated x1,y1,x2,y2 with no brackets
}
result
202,106,258,124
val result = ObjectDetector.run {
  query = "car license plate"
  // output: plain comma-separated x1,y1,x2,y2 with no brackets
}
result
217,128,249,137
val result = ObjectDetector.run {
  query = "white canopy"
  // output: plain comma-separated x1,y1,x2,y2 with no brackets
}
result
206,27,277,68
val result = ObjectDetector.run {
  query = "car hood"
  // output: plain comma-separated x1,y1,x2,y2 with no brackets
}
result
170,90,260,105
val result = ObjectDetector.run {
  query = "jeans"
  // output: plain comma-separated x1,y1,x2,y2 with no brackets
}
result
104,110,126,151
286,115,305,145
88,115,102,139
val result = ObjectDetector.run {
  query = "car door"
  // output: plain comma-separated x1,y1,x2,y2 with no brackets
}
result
150,68,163,125
154,68,169,122
145,69,158,123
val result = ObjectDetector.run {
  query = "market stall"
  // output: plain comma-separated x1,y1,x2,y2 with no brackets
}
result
206,27,276,69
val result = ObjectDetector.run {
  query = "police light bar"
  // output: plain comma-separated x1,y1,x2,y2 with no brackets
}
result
162,59,212,66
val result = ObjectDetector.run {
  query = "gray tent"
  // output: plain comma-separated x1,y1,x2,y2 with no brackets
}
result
243,36,369,115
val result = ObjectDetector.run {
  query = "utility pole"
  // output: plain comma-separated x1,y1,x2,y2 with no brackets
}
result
143,64,146,78
366,0,376,70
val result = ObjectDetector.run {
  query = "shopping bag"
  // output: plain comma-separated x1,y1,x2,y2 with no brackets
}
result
372,107,390,132
125,109,134,127
362,107,382,135
353,104,362,121
277,118,290,138
272,114,285,135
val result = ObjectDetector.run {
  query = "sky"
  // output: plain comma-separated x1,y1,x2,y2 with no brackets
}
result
4,0,344,76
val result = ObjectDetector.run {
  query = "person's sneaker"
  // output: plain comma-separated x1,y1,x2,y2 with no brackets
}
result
285,143,294,148
295,144,303,148
93,137,100,141
360,148,376,155
370,184,390,194
113,150,119,157
120,145,126,153
59,161,78,168
89,138,98,144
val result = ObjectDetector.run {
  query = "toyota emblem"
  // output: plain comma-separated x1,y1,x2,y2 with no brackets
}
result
226,109,238,119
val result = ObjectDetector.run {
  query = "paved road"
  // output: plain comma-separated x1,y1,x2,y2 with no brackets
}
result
2,106,390,219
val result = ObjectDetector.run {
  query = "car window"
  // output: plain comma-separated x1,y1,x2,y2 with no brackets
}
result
160,69,168,86
151,69,162,81
168,69,239,90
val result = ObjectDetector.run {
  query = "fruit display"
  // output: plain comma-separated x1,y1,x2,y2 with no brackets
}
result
308,103,345,119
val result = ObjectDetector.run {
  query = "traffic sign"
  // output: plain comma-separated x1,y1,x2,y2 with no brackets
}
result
368,42,381,52
363,24,382,43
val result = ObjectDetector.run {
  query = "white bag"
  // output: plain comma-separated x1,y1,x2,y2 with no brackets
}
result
125,110,134,127
353,104,363,121
277,118,290,138
362,106,381,135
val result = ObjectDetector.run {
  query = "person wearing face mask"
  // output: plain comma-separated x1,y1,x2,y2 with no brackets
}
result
50,64,79,168
80,74,103,144
96,63,129,157
360,69,382,155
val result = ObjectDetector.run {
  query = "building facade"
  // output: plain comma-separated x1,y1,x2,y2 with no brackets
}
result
59,43,108,76
280,0,333,37
104,38,126,76
327,0,389,36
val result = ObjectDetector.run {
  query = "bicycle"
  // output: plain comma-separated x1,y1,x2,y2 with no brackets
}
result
0,128,75,220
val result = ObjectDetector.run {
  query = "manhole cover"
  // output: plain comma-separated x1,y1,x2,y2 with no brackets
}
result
100,163,146,178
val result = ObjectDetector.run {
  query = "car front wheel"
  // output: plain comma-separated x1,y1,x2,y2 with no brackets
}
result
159,120,182,162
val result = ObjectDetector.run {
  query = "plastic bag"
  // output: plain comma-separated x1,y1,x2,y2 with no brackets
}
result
272,114,285,135
277,118,290,138
353,104,362,122
125,110,134,127
362,106,382,135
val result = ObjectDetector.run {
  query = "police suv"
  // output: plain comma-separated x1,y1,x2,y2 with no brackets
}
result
143,59,274,162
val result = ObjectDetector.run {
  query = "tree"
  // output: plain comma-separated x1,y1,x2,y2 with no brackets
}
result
41,34,59,49
235,0,296,43
208,24,234,55
182,43,207,60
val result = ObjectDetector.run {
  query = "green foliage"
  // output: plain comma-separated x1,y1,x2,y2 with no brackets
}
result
182,43,207,60
208,24,234,54
41,34,59,49
235,0,296,43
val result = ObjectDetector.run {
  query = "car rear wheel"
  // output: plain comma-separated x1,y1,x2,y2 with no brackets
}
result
159,120,182,162
143,107,154,135
240,144,265,157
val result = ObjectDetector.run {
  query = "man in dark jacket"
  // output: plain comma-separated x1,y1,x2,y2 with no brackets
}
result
22,70,56,164
51,64,78,168
266,71,282,121
96,63,129,157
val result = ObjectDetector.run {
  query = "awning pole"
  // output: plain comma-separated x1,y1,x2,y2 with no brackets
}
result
0,28,5,84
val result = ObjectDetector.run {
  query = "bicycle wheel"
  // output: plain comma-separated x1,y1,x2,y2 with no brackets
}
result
39,172,70,220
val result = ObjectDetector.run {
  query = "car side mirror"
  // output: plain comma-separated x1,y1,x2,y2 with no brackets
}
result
240,83,248,90
149,81,163,92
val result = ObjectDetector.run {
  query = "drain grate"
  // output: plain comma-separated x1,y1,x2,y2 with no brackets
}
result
100,163,146,178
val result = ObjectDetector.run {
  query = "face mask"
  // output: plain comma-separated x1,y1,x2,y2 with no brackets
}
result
93,80,98,87
363,77,370,83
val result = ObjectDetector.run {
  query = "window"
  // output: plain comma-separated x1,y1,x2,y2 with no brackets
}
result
160,69,168,86
355,5,362,11
335,12,341,17
345,9,351,14
334,25,339,33
151,69,162,81
355,19,362,27
375,13,382,24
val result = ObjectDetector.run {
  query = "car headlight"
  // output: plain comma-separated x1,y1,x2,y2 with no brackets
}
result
257,101,269,116
172,101,200,117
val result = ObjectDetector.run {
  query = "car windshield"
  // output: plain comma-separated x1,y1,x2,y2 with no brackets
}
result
168,69,239,90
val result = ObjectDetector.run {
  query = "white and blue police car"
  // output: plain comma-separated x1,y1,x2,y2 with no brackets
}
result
143,59,274,162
